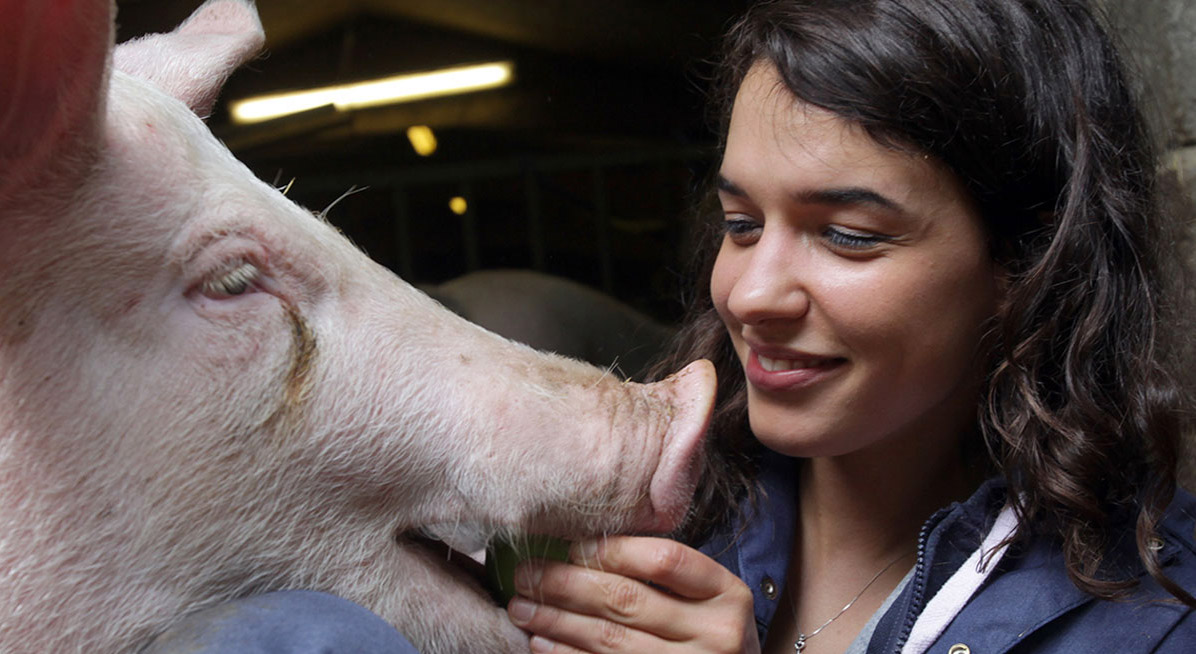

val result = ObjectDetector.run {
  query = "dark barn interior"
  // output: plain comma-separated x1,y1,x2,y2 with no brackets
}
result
114,0,749,326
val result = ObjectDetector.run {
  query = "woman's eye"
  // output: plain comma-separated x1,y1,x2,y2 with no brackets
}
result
823,226,890,251
723,216,761,242
201,262,259,298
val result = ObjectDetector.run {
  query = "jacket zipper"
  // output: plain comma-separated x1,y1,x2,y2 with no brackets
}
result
892,507,951,654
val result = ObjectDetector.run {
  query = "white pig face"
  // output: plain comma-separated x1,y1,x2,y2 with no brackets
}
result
0,2,715,652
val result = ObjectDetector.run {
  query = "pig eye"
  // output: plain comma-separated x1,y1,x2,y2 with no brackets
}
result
201,262,259,298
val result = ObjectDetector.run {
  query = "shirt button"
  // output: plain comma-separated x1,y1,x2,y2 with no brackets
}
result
760,576,778,600
948,645,970,654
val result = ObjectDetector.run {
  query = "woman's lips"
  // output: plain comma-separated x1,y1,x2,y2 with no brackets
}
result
745,349,845,392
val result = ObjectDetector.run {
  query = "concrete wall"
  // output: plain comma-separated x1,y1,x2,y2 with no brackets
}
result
1098,0,1196,488
1100,0,1196,202
1100,0,1196,147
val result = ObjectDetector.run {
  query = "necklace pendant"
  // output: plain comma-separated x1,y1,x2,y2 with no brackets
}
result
794,633,807,652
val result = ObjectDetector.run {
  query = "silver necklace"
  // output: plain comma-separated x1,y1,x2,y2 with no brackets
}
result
792,551,911,653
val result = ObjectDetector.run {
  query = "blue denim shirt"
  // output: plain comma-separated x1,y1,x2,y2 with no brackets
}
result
697,451,798,640
699,452,1196,653
142,590,420,654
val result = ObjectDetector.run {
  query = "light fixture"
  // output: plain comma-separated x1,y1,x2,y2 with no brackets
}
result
230,61,515,124
406,125,437,156
448,196,468,215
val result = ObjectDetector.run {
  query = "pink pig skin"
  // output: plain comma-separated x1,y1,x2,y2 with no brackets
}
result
0,1,716,653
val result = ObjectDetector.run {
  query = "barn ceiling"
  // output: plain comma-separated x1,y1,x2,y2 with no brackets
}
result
114,0,745,172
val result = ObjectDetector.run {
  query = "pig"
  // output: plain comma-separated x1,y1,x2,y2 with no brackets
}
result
0,1,716,653
422,269,676,381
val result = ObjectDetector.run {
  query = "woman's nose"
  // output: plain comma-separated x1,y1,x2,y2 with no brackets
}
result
725,237,810,325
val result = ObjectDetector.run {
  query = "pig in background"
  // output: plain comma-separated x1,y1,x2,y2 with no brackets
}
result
422,269,676,382
0,1,715,652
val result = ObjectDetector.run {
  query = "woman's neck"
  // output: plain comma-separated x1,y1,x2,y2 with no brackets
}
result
796,400,986,565
762,430,981,654
797,446,975,564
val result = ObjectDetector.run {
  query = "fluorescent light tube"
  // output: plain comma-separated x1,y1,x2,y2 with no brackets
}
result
230,61,515,124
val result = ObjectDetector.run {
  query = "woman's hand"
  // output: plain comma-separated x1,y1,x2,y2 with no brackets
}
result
504,535,761,654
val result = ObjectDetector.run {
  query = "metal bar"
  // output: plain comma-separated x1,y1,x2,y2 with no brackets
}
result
459,181,480,271
523,169,546,270
390,186,415,280
291,146,709,193
591,166,613,293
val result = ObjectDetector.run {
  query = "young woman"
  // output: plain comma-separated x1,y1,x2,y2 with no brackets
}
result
503,1,1196,652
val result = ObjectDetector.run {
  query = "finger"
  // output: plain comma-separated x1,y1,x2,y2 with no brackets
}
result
514,558,696,641
508,595,680,654
568,536,740,601
527,634,585,654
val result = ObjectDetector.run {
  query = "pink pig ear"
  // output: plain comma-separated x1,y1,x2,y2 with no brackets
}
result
0,0,113,197
113,0,264,118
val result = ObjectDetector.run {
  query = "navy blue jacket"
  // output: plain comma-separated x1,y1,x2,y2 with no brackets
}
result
699,453,1196,653
145,457,1196,653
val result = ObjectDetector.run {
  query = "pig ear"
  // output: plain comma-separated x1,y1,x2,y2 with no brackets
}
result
113,0,264,118
0,0,113,195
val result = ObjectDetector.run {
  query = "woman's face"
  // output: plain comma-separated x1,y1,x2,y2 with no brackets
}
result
711,63,1000,459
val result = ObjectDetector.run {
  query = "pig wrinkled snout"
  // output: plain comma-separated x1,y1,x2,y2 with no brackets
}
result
642,359,716,534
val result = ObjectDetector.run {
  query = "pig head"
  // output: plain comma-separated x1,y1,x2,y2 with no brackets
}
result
0,1,715,652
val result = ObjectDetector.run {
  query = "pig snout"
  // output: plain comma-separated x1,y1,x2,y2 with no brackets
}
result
512,356,717,538
637,359,717,533
406,322,717,552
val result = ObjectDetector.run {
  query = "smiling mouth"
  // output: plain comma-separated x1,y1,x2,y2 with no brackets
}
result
747,351,846,391
757,354,843,371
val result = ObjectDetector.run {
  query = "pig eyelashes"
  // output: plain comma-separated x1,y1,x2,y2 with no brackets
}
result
200,261,261,298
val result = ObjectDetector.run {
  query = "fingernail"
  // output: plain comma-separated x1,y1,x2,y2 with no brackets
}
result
514,561,542,592
572,539,598,561
529,635,555,653
507,597,536,624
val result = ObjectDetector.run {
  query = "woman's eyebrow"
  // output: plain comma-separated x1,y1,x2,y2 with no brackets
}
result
717,174,907,215
716,174,748,197
794,187,907,215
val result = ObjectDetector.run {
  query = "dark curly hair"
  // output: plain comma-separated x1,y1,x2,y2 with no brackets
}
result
658,0,1195,605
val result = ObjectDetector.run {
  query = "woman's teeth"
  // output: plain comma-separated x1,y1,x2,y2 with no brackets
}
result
758,354,837,372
